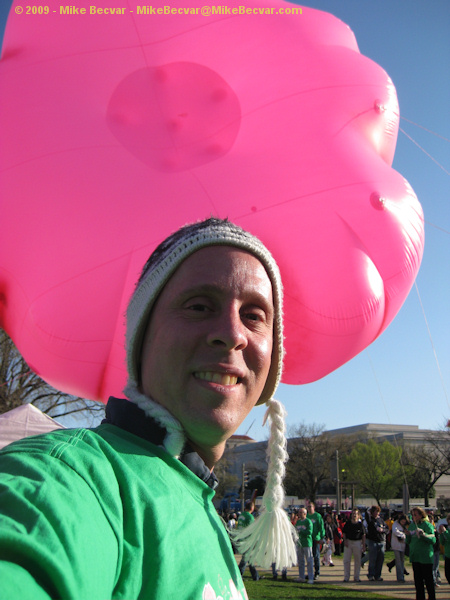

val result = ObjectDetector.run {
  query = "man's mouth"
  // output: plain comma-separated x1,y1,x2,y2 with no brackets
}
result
195,371,238,386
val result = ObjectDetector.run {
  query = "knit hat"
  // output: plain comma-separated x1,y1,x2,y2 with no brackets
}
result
124,217,298,570
125,217,284,406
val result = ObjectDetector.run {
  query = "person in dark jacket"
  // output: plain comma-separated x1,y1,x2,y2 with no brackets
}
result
366,505,389,581
322,513,335,567
342,508,366,582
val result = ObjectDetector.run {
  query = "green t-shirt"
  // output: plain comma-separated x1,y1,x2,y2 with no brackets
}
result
440,528,450,558
238,511,254,529
406,520,436,564
295,518,313,548
0,425,248,600
307,511,325,541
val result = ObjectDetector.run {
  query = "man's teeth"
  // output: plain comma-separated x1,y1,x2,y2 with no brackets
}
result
196,372,238,385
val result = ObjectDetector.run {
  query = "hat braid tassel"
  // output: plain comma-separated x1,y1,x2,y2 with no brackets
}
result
232,399,298,570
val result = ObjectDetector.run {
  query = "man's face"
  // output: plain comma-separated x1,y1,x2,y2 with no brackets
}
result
307,504,315,514
140,246,274,464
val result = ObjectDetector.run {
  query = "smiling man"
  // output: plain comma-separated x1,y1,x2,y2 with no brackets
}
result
0,218,295,599
137,244,274,469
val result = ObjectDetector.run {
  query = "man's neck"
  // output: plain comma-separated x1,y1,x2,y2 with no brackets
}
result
189,440,226,470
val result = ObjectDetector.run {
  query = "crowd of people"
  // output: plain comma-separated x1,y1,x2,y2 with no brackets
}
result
220,502,450,598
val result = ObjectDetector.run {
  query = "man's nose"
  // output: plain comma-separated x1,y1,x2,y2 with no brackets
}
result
206,306,248,351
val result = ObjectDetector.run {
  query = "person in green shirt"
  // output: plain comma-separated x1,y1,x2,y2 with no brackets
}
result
238,501,261,581
438,513,450,585
405,506,436,600
296,507,314,584
307,501,326,579
0,218,296,599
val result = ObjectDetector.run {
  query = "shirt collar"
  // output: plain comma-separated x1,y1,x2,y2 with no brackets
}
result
102,397,218,490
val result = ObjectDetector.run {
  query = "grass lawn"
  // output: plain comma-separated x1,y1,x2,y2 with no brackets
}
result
243,577,398,600
240,549,446,599
242,553,397,600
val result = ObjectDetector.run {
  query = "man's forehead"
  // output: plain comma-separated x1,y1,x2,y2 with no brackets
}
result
166,245,273,292
182,245,267,269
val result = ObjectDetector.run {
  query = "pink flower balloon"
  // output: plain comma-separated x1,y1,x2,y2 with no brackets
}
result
0,0,424,402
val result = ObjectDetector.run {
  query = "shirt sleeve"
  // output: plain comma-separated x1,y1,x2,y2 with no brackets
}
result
422,522,436,545
319,514,326,538
0,447,119,600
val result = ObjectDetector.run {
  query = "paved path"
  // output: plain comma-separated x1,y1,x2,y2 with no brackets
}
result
238,555,448,599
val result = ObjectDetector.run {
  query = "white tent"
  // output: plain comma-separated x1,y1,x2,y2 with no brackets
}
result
0,404,64,450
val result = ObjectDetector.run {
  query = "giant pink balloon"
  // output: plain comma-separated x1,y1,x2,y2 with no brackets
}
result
0,0,424,402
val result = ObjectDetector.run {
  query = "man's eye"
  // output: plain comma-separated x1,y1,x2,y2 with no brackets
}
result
244,311,264,322
246,313,259,321
187,303,210,312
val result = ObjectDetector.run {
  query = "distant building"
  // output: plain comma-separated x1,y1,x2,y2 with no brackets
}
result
326,423,420,438
225,435,257,450
223,423,450,509
225,437,266,481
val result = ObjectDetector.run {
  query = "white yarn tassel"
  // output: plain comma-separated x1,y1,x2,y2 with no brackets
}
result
232,399,298,569
124,383,186,458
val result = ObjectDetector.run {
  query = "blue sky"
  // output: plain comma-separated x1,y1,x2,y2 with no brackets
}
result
239,0,450,440
1,1,449,438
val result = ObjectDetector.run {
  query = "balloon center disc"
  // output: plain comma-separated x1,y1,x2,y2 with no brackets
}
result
107,62,241,172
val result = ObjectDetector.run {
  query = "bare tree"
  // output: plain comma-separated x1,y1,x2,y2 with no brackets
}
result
403,428,450,506
0,328,105,424
284,422,351,502
213,454,239,501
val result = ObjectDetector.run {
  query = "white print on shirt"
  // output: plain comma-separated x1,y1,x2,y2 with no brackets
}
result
202,579,248,600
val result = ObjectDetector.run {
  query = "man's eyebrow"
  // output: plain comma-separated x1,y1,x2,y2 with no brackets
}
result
178,283,223,296
178,283,273,309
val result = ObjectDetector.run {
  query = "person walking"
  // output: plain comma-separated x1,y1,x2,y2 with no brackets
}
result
307,501,325,579
296,507,314,584
238,501,262,581
366,505,388,581
387,513,410,583
342,508,366,582
272,510,298,581
271,563,288,581
438,513,450,585
322,514,335,567
428,514,441,587
227,513,237,530
333,513,344,556
406,507,436,600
